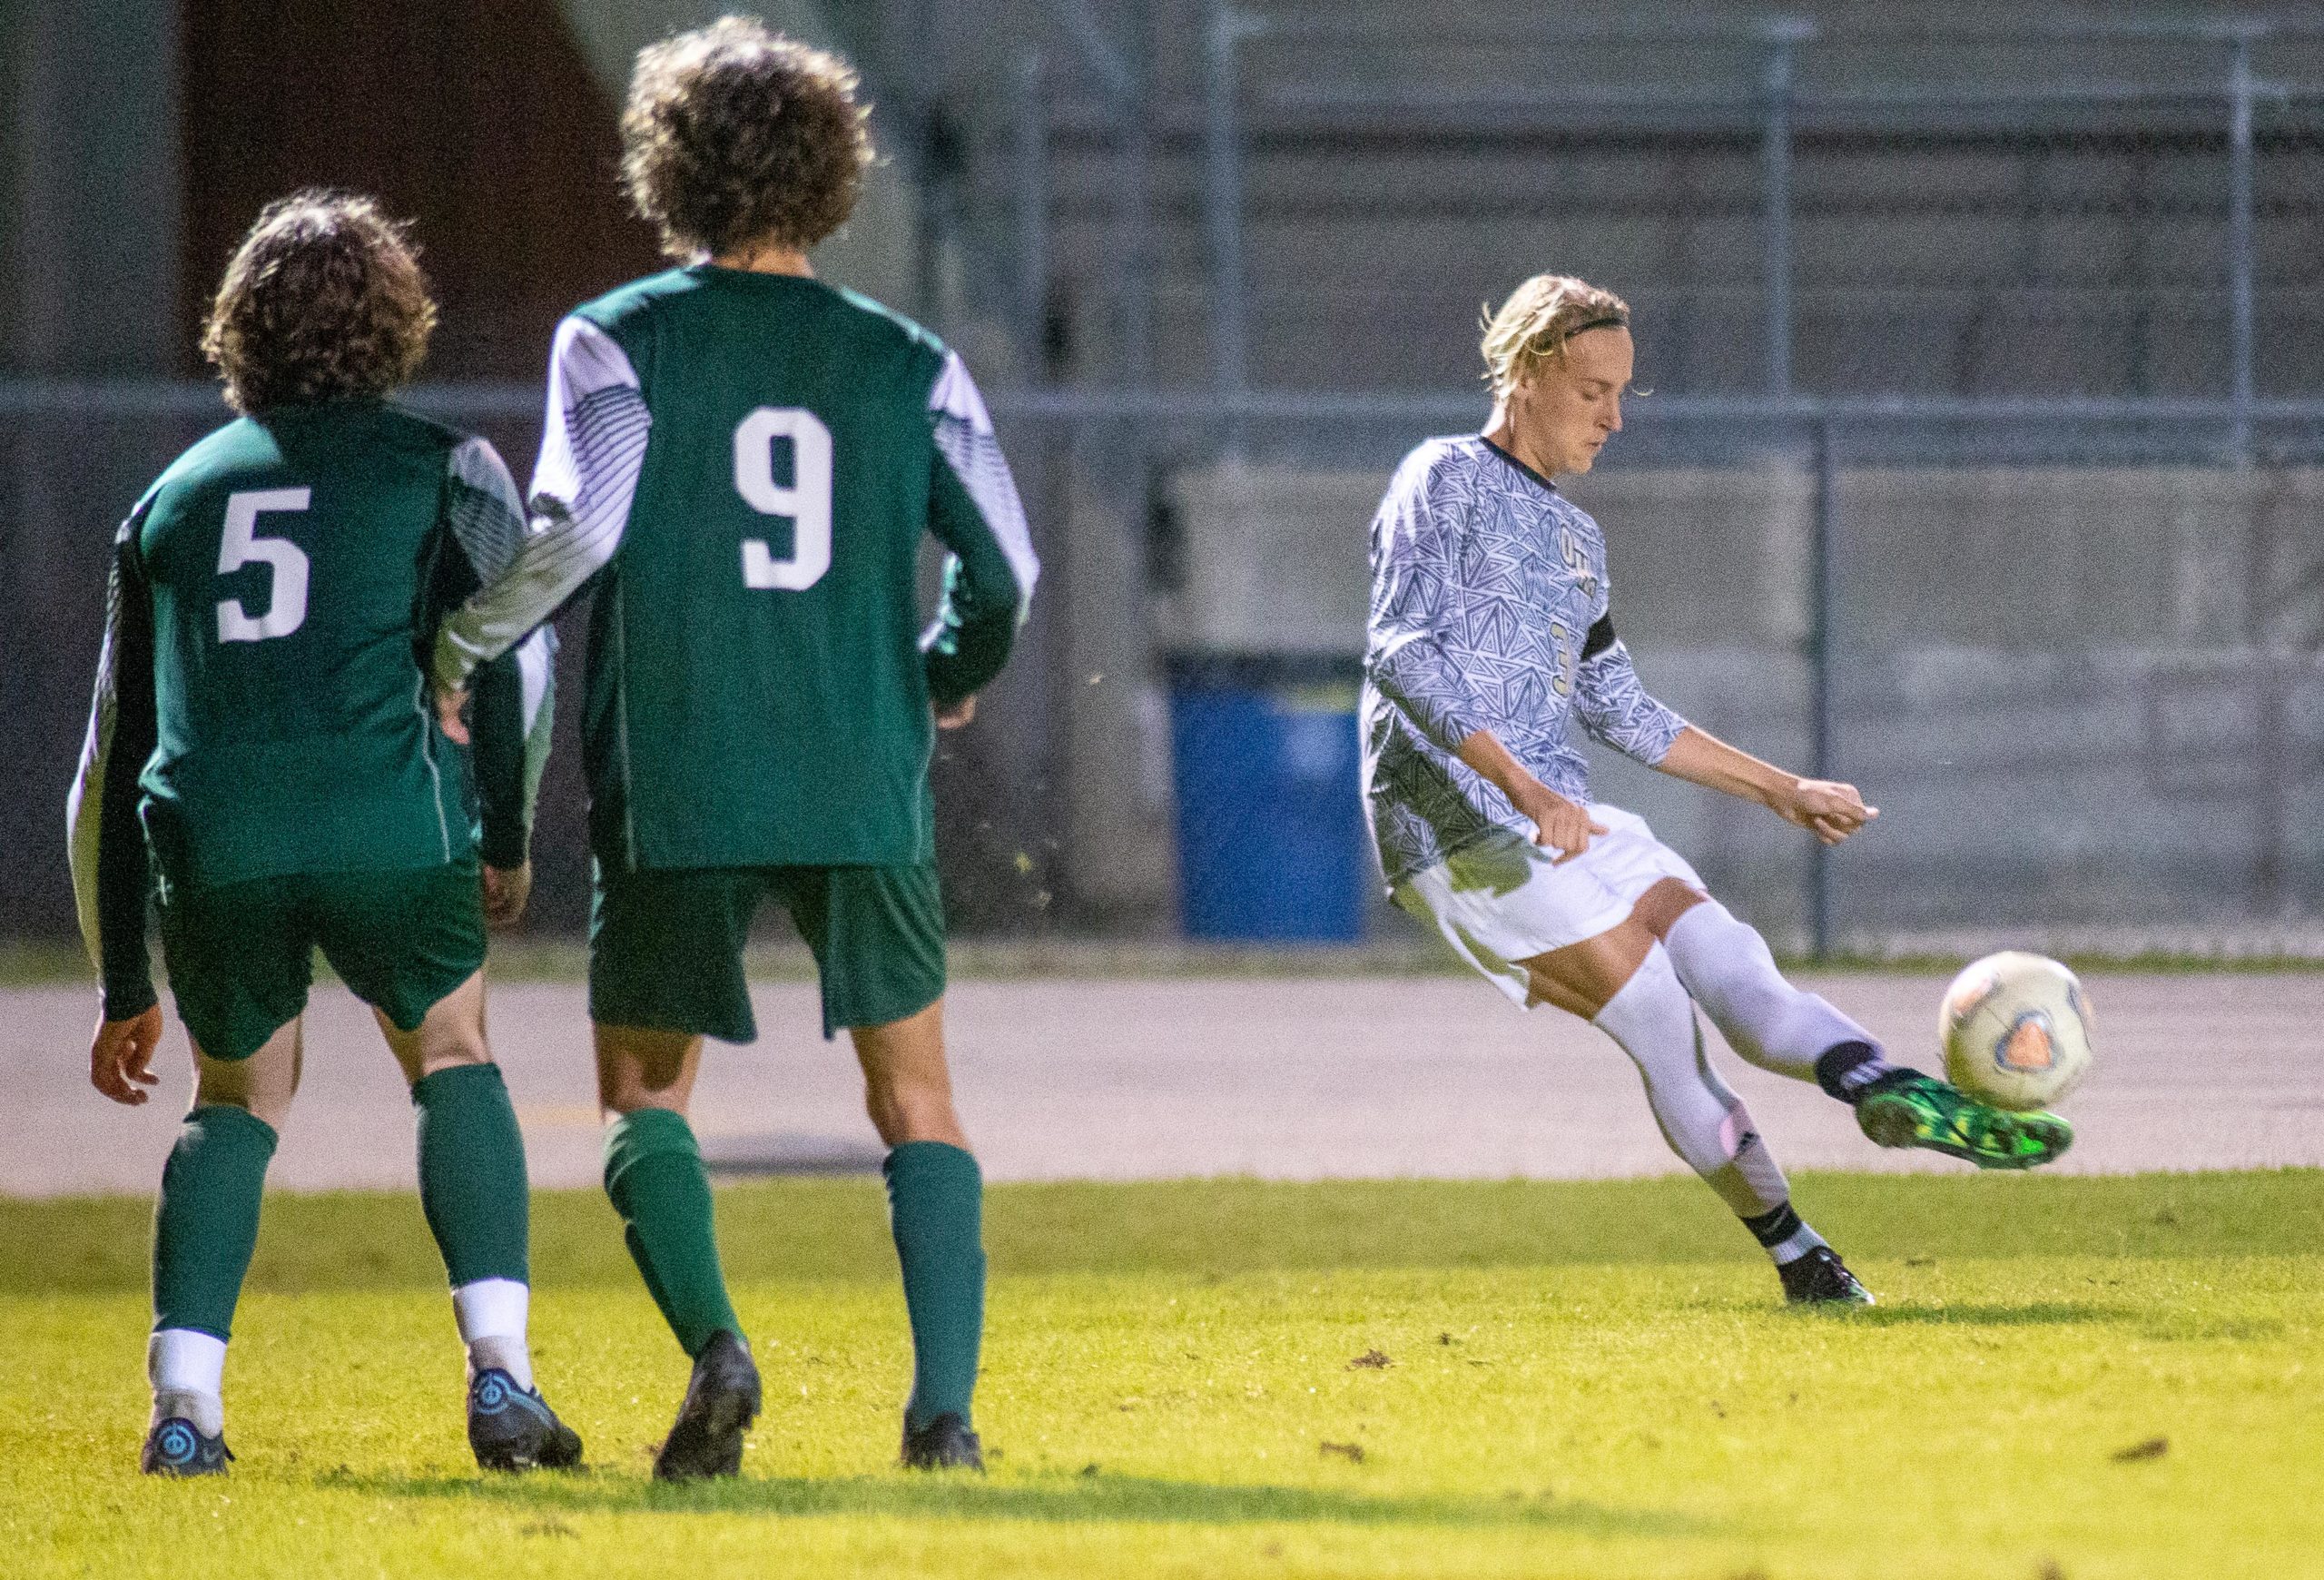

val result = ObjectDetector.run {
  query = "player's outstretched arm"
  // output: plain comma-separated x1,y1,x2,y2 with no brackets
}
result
68,515,166,1097
1654,726,1878,846
426,437,557,923
431,318,648,718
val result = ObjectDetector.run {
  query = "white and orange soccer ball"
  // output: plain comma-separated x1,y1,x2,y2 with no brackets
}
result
1937,951,2094,1112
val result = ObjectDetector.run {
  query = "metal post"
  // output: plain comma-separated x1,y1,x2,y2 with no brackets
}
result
1012,50,1049,380
1204,2,1252,444
1761,21,1807,398
2227,29,2257,461
1120,0,1156,391
1807,418,1837,958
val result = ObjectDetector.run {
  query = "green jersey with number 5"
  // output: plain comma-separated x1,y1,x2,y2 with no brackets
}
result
68,401,556,1019
430,266,1039,873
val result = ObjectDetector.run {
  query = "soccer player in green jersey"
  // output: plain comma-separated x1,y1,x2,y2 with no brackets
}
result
70,193,580,1476
429,20,1038,1479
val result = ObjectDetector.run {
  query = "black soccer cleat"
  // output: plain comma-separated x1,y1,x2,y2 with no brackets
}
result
653,1329,761,1482
1778,1246,1876,1307
467,1368,584,1472
901,1411,984,1472
141,1417,232,1476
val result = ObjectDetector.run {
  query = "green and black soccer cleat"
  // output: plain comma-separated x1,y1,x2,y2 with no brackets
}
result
141,1417,232,1476
1854,1070,2072,1170
1778,1246,1875,1306
901,1412,984,1472
653,1330,762,1482
467,1368,584,1472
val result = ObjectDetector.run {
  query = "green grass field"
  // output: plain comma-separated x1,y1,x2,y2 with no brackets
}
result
6,1171,2320,1579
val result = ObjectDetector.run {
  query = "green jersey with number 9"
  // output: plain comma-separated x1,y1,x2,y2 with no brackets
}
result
430,266,1039,873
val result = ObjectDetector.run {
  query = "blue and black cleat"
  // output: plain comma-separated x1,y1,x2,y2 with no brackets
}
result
468,1368,585,1472
141,1417,232,1476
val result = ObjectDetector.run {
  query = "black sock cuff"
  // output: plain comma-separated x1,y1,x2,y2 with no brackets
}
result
1814,1040,1886,1102
1739,1201,1804,1248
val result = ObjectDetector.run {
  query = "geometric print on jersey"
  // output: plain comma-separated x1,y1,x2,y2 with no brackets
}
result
1359,434,1686,887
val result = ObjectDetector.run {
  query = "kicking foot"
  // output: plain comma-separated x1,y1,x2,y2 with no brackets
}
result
901,1411,984,1472
468,1368,584,1472
141,1417,231,1476
654,1330,761,1482
1855,1070,2072,1170
1778,1246,1875,1306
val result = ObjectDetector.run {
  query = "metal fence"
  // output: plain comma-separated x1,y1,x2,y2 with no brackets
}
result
6,10,2324,953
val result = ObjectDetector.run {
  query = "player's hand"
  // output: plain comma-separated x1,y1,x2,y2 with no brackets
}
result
434,684,472,746
482,862,532,929
89,1003,166,1107
1512,783,1608,866
1773,777,1878,846
935,695,978,730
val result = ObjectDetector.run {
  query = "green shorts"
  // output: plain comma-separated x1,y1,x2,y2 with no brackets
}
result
589,863,947,1042
155,861,487,1062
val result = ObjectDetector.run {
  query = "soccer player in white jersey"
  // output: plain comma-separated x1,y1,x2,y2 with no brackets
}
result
1363,272,2072,1304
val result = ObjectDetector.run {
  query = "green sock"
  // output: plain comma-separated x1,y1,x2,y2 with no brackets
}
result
153,1105,279,1339
884,1141,986,1430
412,1063,529,1287
602,1109,742,1358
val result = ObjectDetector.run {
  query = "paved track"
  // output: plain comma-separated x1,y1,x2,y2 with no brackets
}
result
5,973,2319,1196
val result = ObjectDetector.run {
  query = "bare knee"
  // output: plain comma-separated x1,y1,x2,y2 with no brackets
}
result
379,971,492,1085
1631,878,1709,943
1521,919,1659,1020
852,1002,969,1150
194,1022,301,1130
595,1024,702,1116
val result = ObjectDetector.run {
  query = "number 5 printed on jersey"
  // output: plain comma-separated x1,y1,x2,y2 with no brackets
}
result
734,408,832,590
216,487,311,643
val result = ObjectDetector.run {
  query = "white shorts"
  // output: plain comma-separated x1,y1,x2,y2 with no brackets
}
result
1391,804,1705,1008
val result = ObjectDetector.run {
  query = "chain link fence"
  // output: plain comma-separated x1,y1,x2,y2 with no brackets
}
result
6,11,2324,954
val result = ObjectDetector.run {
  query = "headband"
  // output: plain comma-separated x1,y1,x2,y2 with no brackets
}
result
1560,314,1629,341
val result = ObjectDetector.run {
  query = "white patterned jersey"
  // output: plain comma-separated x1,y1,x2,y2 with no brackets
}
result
1360,434,1688,887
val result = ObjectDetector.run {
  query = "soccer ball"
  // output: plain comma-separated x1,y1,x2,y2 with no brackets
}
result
1937,951,2094,1111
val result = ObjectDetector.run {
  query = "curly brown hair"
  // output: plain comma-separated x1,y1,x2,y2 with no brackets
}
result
620,16,874,259
201,192,437,414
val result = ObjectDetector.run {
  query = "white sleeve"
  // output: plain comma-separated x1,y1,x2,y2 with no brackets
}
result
929,350,1039,612
430,316,651,693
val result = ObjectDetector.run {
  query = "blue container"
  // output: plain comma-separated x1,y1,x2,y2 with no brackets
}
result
1167,655,1368,941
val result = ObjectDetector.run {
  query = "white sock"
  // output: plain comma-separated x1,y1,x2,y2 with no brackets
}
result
1664,900,1878,1081
149,1328,227,1437
1592,945,1793,1220
452,1278,533,1391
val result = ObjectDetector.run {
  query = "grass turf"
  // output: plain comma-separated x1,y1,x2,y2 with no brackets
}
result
5,1171,2320,1579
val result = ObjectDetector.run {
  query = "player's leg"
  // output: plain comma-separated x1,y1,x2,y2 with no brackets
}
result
785,862,985,1471
1519,921,1869,1304
142,876,311,1475
1640,881,1895,1096
589,865,762,1479
1647,880,2071,1169
324,861,581,1470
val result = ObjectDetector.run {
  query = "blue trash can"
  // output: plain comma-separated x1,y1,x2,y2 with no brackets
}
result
1166,654,1368,942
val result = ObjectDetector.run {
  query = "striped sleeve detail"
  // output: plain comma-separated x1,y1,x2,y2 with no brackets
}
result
929,350,1039,616
430,316,650,693
441,436,527,583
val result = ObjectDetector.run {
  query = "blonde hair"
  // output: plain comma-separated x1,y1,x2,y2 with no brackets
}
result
1480,273,1630,400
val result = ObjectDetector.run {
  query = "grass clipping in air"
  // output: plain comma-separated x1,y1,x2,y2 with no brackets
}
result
5,1171,2321,1578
